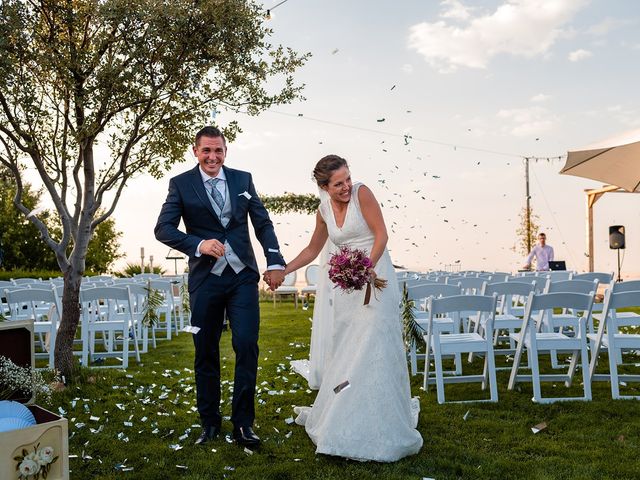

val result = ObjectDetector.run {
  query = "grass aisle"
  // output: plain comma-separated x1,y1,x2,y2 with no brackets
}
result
51,301,640,479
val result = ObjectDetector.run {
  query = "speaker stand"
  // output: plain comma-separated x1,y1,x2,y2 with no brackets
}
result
617,248,623,282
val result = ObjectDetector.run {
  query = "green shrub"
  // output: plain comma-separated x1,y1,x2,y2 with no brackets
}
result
113,263,166,278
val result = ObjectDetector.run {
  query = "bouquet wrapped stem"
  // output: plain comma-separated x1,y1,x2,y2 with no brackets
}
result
363,276,388,305
328,246,387,305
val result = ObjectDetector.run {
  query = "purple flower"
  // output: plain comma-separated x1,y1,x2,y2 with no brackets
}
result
328,246,374,293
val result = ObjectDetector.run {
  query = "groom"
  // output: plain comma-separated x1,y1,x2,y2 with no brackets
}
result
155,126,285,448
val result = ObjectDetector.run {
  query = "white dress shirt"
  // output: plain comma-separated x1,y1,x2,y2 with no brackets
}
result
525,244,554,271
195,167,283,271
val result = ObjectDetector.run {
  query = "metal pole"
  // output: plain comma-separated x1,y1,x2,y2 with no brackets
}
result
525,157,532,253
617,248,622,282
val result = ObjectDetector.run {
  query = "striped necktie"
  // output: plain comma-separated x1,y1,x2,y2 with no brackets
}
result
206,178,225,211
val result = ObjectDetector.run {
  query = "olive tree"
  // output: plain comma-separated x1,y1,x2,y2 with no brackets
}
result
0,0,308,378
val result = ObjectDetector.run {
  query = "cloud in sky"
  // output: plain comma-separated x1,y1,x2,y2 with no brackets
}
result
440,0,473,21
407,0,588,72
530,93,552,102
568,48,592,62
586,17,636,36
402,63,414,74
497,105,556,137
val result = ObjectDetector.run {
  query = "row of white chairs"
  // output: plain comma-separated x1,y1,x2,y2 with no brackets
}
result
1,275,189,369
405,274,611,377
402,275,640,404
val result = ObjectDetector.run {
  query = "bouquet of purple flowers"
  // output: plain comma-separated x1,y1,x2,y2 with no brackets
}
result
328,246,387,304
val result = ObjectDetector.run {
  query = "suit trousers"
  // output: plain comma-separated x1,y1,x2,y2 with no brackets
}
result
190,265,260,429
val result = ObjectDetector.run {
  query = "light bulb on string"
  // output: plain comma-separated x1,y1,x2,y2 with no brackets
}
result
264,0,290,21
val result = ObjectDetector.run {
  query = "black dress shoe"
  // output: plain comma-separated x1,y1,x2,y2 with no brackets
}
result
194,425,221,445
232,426,260,448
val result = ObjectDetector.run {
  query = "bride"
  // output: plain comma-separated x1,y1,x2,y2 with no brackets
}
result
279,155,422,462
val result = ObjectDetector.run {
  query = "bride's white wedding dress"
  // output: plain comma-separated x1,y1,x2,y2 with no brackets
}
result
294,182,423,462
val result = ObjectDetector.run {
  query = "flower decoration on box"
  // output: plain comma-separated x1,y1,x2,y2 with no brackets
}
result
14,443,58,480
328,246,387,305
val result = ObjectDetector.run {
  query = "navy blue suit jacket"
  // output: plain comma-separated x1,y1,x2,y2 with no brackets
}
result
154,165,285,292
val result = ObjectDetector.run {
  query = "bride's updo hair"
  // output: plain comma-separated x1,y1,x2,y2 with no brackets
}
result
313,155,348,187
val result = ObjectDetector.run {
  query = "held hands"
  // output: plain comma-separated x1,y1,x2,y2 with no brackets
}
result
201,239,225,258
263,270,285,291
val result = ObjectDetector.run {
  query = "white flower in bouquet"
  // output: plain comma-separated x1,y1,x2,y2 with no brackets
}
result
38,446,55,464
18,458,39,476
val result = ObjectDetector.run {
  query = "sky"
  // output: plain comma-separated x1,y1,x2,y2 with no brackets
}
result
109,0,640,278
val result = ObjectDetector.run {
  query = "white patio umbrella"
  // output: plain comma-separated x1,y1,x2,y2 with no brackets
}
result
561,127,640,192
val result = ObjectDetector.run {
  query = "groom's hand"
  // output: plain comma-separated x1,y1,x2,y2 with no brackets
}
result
200,239,225,258
268,270,285,290
262,271,274,290
263,270,285,290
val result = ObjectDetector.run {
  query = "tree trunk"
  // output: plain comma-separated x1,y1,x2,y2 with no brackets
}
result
54,267,83,381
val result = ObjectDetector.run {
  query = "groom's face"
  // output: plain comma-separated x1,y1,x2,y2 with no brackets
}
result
194,135,226,177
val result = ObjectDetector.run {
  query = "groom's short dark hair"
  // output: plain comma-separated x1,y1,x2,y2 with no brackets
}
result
195,126,226,147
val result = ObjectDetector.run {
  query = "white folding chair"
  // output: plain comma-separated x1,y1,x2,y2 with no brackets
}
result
79,286,140,369
504,276,548,317
164,275,190,331
0,281,14,316
148,279,178,340
124,282,157,353
508,291,594,403
469,280,536,363
133,273,162,280
4,287,61,369
424,294,499,404
572,272,613,283
572,272,613,316
406,283,462,376
543,279,598,363
588,289,640,399
300,265,319,300
455,278,487,333
400,276,431,289
542,271,574,282
592,280,640,331
10,277,42,285
487,273,509,283
273,271,298,308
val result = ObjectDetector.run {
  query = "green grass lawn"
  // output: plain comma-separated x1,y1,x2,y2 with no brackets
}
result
48,301,640,480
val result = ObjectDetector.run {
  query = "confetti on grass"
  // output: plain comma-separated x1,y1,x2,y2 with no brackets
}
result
531,422,547,434
333,380,350,394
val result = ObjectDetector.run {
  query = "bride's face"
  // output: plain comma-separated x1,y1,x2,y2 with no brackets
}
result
324,166,352,204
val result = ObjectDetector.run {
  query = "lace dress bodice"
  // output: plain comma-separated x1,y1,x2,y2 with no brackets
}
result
319,182,375,252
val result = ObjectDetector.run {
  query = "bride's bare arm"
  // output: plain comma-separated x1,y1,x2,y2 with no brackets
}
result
283,211,329,275
358,185,388,268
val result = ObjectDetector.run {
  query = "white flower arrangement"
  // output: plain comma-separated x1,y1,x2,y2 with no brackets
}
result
14,444,58,479
0,356,58,403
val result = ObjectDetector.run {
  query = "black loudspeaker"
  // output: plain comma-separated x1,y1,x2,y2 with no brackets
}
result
609,225,625,249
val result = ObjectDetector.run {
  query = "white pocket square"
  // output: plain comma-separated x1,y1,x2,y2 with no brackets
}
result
268,248,279,253
238,191,252,200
